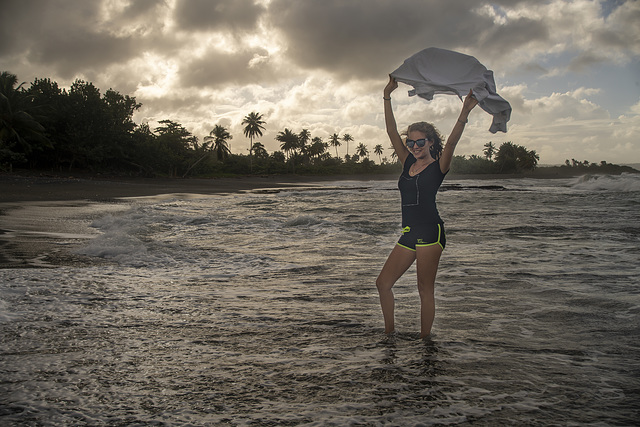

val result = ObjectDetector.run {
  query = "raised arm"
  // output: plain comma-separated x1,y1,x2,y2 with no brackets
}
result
383,76,410,165
440,90,479,174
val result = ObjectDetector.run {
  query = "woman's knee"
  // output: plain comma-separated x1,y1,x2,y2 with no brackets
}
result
417,279,434,297
376,275,392,292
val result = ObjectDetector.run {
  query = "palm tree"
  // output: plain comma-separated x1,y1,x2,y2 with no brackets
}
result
276,128,299,172
298,129,311,164
483,141,496,161
356,142,369,159
494,141,538,173
390,145,398,162
183,124,230,177
252,142,268,159
205,124,232,161
374,144,383,164
298,129,310,150
329,133,341,158
517,147,539,170
309,137,326,161
495,141,517,173
242,111,266,171
342,133,353,157
0,71,48,167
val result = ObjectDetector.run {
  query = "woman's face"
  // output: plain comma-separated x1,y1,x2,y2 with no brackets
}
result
406,130,432,159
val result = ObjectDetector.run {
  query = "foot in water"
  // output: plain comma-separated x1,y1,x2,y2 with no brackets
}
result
379,330,397,345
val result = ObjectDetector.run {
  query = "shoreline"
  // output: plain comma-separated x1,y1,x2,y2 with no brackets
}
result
0,169,605,204
0,173,347,204
0,169,633,269
0,173,392,269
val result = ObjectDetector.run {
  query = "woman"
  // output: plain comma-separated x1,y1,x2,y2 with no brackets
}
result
376,75,479,339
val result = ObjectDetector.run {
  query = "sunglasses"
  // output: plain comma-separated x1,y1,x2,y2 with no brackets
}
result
406,138,428,148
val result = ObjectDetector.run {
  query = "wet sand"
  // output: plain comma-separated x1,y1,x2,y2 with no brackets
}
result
1,168,581,204
0,174,338,203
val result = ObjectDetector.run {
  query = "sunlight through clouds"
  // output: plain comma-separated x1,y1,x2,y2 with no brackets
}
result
133,53,180,100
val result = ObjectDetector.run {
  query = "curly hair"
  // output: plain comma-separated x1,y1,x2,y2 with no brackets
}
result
404,122,444,160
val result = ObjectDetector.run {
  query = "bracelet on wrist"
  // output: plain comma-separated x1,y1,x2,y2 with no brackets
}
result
458,118,468,124
383,97,391,100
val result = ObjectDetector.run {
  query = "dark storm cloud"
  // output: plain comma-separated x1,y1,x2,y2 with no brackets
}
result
483,0,535,5
476,16,549,58
173,0,266,32
118,0,166,21
0,0,26,57
594,3,640,50
568,52,608,72
266,0,545,79
31,30,136,79
179,47,275,88
0,0,137,78
0,0,84,57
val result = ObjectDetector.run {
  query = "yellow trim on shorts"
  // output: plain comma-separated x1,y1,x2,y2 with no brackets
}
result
396,242,416,252
415,224,444,250
416,242,445,250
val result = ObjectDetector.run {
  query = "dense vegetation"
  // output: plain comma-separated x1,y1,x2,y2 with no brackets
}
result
2,71,633,178
0,71,400,177
449,144,637,176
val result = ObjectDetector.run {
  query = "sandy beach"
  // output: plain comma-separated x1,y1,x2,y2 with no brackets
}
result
0,173,349,203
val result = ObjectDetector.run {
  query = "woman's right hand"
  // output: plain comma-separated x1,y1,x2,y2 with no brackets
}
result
384,75,398,98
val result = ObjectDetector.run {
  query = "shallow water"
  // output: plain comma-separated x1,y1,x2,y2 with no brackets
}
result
1,174,639,425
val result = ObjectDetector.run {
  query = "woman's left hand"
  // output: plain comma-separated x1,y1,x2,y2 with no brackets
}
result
462,89,479,114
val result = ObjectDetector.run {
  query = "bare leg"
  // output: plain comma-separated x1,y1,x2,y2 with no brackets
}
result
415,245,443,338
376,245,415,334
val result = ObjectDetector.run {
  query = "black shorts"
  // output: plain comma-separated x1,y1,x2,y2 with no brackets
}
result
397,223,446,251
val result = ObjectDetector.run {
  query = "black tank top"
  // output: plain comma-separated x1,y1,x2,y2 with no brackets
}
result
398,155,447,227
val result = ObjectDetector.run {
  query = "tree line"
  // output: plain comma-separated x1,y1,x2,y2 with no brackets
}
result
2,71,548,177
1,71,402,177
450,141,540,174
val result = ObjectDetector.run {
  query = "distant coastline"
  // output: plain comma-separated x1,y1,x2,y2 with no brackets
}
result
451,163,639,180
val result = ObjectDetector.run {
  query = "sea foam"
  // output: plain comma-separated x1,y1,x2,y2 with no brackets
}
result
571,173,640,192
75,212,150,264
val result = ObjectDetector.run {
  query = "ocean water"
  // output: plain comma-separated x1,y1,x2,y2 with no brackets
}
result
1,174,639,426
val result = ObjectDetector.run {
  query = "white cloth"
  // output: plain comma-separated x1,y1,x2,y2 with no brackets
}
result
390,47,511,133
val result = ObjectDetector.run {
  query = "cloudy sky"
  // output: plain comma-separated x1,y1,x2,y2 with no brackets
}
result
2,0,639,164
